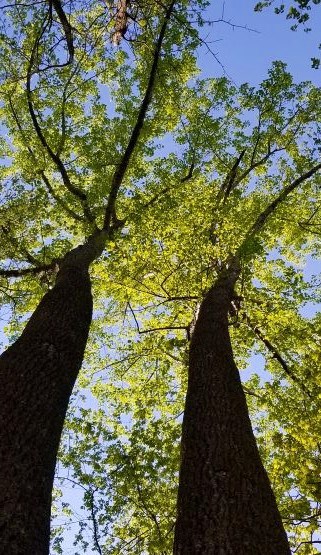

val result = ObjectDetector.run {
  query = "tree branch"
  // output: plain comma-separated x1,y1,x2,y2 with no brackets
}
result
217,149,246,202
88,487,103,555
0,261,58,278
40,170,85,222
1,225,40,266
143,158,195,210
103,0,176,230
235,145,285,187
50,0,74,64
7,95,84,223
139,325,187,334
26,22,96,225
243,313,312,398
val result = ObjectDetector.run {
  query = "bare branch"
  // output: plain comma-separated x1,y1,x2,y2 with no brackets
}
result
139,325,187,334
293,540,321,553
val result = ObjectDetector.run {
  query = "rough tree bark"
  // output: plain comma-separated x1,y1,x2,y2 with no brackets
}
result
173,259,291,555
0,231,106,555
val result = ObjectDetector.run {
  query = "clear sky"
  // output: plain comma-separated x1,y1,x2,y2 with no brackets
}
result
202,0,321,85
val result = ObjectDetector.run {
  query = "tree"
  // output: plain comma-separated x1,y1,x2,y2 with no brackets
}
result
0,2,321,554
0,0,201,551
173,161,321,553
53,65,321,553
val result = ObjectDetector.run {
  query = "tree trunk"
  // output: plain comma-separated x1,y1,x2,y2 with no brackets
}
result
0,235,105,554
173,262,290,555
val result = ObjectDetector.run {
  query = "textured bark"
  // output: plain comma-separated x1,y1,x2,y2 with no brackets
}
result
0,235,105,554
173,263,290,555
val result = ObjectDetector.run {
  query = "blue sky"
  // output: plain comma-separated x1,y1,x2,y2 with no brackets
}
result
202,0,321,85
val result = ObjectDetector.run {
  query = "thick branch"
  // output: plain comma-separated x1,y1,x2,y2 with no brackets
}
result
235,145,284,188
0,262,58,278
50,0,74,64
103,0,176,230
217,149,246,202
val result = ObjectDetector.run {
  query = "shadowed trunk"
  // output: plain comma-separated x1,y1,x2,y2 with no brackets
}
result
173,261,290,554
0,234,105,554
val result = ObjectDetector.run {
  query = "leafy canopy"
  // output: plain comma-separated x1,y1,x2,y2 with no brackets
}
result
0,1,320,553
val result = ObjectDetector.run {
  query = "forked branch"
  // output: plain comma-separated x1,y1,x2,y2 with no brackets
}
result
26,21,95,224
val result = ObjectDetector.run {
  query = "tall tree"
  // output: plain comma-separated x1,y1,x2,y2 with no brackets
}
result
173,260,291,554
0,0,201,551
51,65,321,553
0,1,321,554
173,160,321,553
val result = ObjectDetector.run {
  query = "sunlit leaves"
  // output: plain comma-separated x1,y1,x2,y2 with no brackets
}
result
0,1,321,552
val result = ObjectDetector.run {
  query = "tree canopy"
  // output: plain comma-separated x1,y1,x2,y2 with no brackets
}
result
0,1,321,553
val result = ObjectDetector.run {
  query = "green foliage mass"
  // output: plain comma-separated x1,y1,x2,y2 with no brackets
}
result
0,1,321,553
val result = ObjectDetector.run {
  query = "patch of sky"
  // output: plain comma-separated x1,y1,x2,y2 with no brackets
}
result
97,82,114,110
240,351,272,385
0,303,11,350
201,1,321,86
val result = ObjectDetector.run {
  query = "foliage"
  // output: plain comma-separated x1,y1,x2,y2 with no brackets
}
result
0,1,320,553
